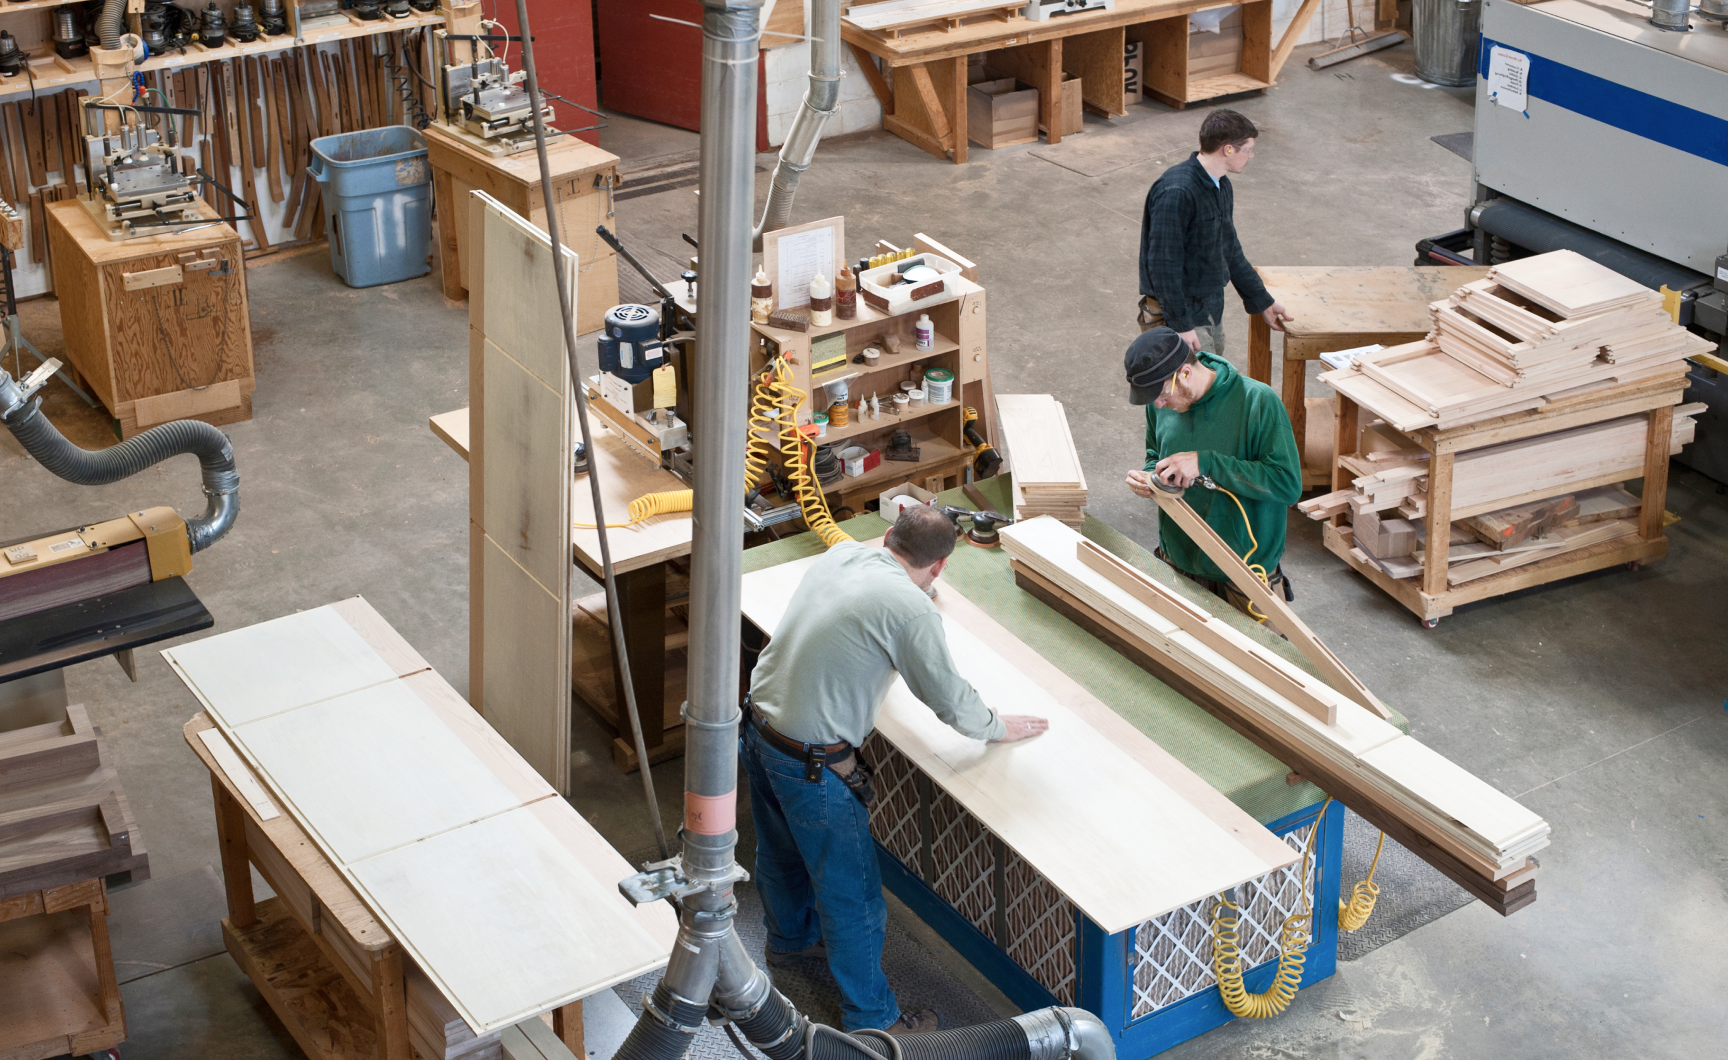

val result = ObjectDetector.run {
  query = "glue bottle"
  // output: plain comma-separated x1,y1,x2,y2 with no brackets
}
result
914,314,933,351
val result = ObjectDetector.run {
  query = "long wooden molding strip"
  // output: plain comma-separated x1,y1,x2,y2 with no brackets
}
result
739,546,1299,935
1149,488,1393,719
1077,540,1336,726
999,518,1548,916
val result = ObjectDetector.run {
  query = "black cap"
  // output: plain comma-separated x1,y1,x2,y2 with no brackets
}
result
1125,327,1189,406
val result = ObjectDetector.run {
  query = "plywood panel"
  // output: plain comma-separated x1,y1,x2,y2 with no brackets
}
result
481,535,570,791
739,550,1297,934
482,337,572,596
479,199,577,390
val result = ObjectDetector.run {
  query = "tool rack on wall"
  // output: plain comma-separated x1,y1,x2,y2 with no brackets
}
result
0,0,459,297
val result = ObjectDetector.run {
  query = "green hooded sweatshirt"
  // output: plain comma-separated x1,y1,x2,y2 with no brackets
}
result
1142,352,1302,583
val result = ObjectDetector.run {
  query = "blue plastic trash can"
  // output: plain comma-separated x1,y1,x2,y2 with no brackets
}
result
308,127,432,288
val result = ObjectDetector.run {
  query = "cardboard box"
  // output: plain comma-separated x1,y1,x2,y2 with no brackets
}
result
1037,74,1084,138
880,482,939,521
967,78,1040,149
1124,40,1144,105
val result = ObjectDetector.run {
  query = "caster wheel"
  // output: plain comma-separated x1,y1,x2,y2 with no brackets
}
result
1421,617,1440,629
86,1050,120,1060
1626,561,1641,571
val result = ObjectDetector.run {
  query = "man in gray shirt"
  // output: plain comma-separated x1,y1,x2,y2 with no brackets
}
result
743,505,1046,1036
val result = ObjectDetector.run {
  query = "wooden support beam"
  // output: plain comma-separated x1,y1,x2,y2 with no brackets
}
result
1269,0,1324,81
849,43,894,113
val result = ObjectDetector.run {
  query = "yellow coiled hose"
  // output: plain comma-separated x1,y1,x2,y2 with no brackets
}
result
1338,829,1385,932
573,489,693,530
1211,798,1328,1019
744,357,852,547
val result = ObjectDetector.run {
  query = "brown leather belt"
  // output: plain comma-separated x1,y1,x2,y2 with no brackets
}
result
746,699,855,782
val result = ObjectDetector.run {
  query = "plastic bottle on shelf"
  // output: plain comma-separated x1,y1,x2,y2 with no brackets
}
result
914,314,933,351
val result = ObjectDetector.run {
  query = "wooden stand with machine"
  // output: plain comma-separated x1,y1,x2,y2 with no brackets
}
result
46,198,254,438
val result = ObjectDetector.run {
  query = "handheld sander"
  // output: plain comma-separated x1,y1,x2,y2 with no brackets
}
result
940,505,1013,547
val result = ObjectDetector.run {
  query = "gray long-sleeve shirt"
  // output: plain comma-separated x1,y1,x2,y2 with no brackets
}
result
749,541,1005,747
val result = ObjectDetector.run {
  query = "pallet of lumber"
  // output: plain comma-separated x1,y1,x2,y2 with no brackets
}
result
0,703,150,901
996,393,1088,527
1317,250,1712,431
999,517,1546,912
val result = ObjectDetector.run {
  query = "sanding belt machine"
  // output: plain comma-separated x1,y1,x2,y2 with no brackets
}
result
0,356,239,708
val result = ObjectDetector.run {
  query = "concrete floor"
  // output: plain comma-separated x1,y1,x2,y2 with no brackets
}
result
6,38,1728,1060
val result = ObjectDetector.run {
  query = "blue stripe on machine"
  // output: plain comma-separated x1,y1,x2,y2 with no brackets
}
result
1477,36,1728,167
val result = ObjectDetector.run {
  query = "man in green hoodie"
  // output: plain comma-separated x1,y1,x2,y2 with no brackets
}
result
1123,326,1301,615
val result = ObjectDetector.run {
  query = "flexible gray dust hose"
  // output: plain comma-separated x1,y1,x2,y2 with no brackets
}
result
98,0,126,50
1,372,240,552
752,0,841,247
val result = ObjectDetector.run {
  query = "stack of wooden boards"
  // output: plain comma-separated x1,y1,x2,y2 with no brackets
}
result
996,393,1088,527
1318,249,1712,432
0,700,147,1060
1298,406,1701,585
0,29,434,263
1001,517,1545,913
163,598,674,1036
843,0,1027,38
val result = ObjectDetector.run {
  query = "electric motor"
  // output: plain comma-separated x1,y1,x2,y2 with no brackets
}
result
259,0,288,34
197,2,227,46
53,9,89,59
0,32,24,76
597,304,664,385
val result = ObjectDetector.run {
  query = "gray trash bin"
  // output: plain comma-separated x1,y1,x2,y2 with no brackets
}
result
1413,0,1481,87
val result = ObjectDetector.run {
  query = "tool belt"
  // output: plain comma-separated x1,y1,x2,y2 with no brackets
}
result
745,697,876,807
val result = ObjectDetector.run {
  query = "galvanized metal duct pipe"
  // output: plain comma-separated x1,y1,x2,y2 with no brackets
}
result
752,0,841,247
0,369,240,552
1648,0,1693,28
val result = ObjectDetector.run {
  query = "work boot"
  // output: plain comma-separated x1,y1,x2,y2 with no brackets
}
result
884,1010,939,1036
764,940,826,969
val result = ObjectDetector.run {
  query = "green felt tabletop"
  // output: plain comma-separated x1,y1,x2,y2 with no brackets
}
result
742,475,1408,826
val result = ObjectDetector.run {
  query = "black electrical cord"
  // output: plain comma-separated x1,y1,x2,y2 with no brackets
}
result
514,0,667,859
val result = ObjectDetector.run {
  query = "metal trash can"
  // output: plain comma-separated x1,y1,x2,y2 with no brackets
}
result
1413,0,1481,86
307,127,431,288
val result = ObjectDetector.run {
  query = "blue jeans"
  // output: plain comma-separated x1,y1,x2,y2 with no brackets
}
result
740,724,899,1031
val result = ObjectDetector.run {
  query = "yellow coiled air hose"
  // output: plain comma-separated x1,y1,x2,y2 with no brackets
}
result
1211,483,1273,624
573,488,693,530
1211,798,1329,1019
744,358,852,547
1338,829,1384,932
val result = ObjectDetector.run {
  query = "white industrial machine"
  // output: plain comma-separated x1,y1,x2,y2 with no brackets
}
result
432,30,563,155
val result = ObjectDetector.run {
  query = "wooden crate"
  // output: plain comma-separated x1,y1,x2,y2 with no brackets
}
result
45,199,254,439
0,878,125,1060
1131,1,1273,109
966,78,1039,149
425,124,620,336
1188,7,1244,80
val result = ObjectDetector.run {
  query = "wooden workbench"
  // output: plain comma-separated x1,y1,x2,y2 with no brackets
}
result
844,0,1322,163
1247,266,1491,484
1323,373,1680,625
46,197,255,438
426,124,619,335
185,710,590,1060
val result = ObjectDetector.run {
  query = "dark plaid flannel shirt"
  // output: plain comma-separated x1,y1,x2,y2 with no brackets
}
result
1137,154,1275,333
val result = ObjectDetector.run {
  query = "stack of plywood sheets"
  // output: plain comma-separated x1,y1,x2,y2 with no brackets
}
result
996,393,1088,528
162,599,675,1036
739,546,1301,935
999,517,1546,911
1318,250,1711,432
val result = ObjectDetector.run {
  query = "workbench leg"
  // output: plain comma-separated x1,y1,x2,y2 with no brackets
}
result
372,947,411,1060
1281,342,1307,474
949,56,967,165
1042,40,1064,146
1640,405,1673,541
554,1001,584,1055
433,166,464,301
1421,451,1454,598
1247,311,1271,383
611,563,668,749
212,777,256,928
88,889,123,1028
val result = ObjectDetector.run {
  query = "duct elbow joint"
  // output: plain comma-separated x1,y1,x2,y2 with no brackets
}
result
187,487,239,553
1014,1007,1117,1060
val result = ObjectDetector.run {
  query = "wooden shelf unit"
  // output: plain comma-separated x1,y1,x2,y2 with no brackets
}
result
1325,376,1682,625
0,878,125,1060
750,273,992,512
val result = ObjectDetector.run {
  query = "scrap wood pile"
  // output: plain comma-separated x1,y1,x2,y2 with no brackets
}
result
999,517,1545,913
1298,411,1700,586
1317,249,1710,432
996,393,1088,528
